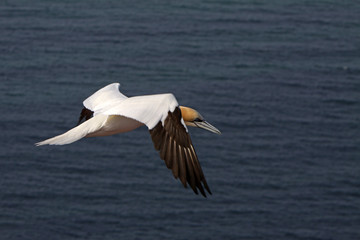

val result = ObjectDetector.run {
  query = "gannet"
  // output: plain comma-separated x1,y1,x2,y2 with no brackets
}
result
36,83,221,197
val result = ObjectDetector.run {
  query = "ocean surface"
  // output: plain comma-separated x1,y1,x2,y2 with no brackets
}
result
1,1,359,239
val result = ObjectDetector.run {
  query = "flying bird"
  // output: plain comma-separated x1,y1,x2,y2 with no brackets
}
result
36,83,221,197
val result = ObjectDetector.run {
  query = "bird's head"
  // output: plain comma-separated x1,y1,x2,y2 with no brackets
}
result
179,106,221,134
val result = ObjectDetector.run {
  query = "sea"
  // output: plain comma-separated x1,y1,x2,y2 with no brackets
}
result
1,1,359,239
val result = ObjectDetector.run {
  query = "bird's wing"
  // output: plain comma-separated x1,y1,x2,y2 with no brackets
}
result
83,83,128,114
92,87,211,196
36,114,109,146
77,107,94,125
82,83,179,130
149,107,212,197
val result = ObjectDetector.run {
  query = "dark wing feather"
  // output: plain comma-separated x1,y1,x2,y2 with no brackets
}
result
149,107,211,197
77,107,94,125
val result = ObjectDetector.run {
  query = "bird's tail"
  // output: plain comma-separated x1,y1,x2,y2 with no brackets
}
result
35,114,108,146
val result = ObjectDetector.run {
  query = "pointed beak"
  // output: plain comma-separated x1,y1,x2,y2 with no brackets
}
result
194,120,221,134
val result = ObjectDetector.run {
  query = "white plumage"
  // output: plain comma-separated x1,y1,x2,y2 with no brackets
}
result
36,83,182,146
85,83,180,129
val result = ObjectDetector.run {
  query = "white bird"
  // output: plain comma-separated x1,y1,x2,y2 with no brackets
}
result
36,83,221,197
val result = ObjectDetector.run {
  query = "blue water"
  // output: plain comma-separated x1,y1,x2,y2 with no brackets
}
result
1,1,359,239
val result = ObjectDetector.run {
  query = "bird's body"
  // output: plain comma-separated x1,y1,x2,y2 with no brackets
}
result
36,83,221,197
86,115,143,137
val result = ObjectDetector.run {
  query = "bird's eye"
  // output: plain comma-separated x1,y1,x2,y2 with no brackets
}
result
194,118,202,122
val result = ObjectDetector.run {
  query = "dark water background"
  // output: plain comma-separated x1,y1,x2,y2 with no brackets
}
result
1,1,359,239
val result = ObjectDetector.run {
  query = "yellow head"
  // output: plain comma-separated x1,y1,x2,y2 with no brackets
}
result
179,106,202,123
179,106,221,134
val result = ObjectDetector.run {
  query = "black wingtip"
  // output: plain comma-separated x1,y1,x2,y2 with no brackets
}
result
77,107,94,125
200,191,207,198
